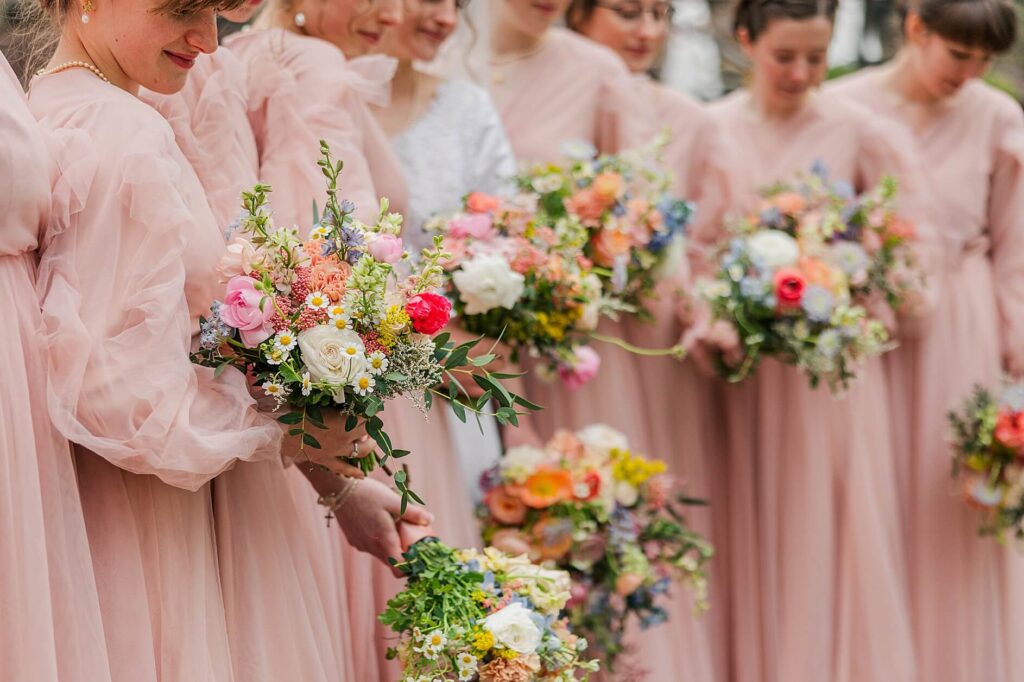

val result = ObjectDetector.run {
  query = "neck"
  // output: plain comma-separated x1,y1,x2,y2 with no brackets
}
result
748,79,808,121
490,14,544,57
886,50,941,104
49,31,137,95
391,58,417,100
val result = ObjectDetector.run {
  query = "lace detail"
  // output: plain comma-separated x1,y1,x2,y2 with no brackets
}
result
391,78,516,251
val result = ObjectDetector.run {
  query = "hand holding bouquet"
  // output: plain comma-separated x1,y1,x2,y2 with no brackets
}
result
380,538,599,682
949,381,1024,540
193,142,536,509
478,425,713,669
699,163,923,393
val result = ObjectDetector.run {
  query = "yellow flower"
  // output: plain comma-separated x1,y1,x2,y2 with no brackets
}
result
472,630,495,652
611,448,666,487
471,589,488,603
496,648,519,660
379,305,411,348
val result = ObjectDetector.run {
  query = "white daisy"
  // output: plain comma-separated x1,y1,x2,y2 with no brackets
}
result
310,225,330,240
341,342,364,360
265,346,288,365
367,351,389,375
262,380,288,398
300,372,312,397
351,372,375,397
330,316,350,331
305,291,329,309
457,667,475,682
327,304,347,320
274,330,297,352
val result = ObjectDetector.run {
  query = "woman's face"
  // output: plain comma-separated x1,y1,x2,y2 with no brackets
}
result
380,0,458,62
336,0,403,56
496,0,571,39
904,13,993,99
739,16,833,112
574,0,672,73
81,0,219,93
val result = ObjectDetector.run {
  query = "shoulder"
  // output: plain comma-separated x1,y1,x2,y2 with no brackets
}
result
826,65,882,99
226,28,346,76
961,79,1024,126
705,88,746,119
548,28,628,76
648,80,712,126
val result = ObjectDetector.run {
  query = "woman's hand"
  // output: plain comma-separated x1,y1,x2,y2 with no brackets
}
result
682,312,743,378
285,413,375,477
337,478,434,576
398,519,438,551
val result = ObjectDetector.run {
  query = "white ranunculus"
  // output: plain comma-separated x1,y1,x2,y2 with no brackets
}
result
577,424,629,458
746,230,800,271
452,254,525,315
483,603,543,654
297,326,367,388
577,273,603,331
501,445,550,484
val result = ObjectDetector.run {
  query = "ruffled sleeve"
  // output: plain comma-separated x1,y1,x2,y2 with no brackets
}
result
988,99,1024,375
230,30,380,231
37,100,281,491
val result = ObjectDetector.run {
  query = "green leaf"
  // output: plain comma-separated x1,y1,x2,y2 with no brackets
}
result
394,470,407,484
513,394,543,412
306,404,326,429
451,400,467,423
278,412,304,425
287,428,303,436
470,353,496,367
432,332,451,350
444,346,470,369
383,372,409,382
497,406,519,427
301,433,322,449
345,414,359,432
213,362,231,380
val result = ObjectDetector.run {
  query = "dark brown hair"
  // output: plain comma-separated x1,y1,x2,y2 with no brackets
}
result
733,0,839,41
904,0,1018,53
565,0,597,29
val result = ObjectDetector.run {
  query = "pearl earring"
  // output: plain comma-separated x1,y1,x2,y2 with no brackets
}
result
81,0,94,23
294,11,306,27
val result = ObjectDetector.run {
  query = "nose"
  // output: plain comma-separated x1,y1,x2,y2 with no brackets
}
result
434,0,457,28
376,0,403,27
186,10,219,54
789,58,811,85
635,12,660,40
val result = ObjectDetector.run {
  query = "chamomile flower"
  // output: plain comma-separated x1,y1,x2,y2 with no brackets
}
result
310,224,330,240
456,652,478,679
423,630,447,656
341,341,364,360
351,372,376,396
300,372,312,397
328,303,347,320
265,346,288,365
305,291,329,309
367,351,389,375
274,330,298,352
262,380,288,399
457,668,475,682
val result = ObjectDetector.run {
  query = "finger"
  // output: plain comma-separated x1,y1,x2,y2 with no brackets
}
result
398,503,435,527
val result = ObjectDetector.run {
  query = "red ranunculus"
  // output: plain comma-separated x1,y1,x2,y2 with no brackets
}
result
995,409,1024,452
773,267,806,309
405,292,451,335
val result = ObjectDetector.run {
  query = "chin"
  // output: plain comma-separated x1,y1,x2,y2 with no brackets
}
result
145,73,189,95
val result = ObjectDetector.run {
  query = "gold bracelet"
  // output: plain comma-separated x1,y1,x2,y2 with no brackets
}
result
317,477,361,527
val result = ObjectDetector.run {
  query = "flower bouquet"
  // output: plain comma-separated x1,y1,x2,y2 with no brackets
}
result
514,135,693,315
192,142,536,509
949,381,1024,539
379,537,599,682
426,190,608,388
699,164,922,393
477,425,713,669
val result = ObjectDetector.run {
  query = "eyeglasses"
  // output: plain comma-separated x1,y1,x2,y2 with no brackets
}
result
595,1,676,24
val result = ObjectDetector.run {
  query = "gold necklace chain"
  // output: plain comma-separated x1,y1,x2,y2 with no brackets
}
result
36,60,111,84
489,36,548,85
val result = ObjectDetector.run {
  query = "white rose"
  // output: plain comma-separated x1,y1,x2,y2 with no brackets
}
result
505,564,573,614
746,230,800,271
578,273,603,331
501,445,550,484
483,603,543,654
576,424,629,458
452,254,525,315
614,480,640,507
297,326,367,390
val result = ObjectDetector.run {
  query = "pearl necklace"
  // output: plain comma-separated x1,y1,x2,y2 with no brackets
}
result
36,60,111,84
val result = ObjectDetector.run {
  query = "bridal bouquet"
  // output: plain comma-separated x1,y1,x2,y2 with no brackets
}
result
380,538,599,682
427,191,607,388
477,425,713,669
193,142,534,509
699,164,921,393
514,135,693,315
949,381,1024,539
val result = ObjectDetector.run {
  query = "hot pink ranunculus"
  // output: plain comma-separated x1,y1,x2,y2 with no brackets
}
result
449,212,497,241
558,346,601,390
367,234,404,264
219,275,276,347
405,292,451,335
773,267,806,309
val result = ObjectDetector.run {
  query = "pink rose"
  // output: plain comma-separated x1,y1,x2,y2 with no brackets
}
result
219,276,276,347
558,346,601,390
405,292,452,335
367,234,404,264
449,213,497,241
490,528,532,557
218,237,262,281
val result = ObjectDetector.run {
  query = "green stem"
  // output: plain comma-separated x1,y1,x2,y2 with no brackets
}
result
589,332,686,360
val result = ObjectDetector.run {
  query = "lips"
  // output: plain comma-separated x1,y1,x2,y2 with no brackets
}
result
358,30,381,46
531,1,558,13
164,51,197,70
419,28,447,43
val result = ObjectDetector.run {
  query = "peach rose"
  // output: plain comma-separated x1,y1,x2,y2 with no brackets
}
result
485,486,529,525
531,515,574,561
490,528,533,557
800,256,840,291
466,191,502,214
565,187,607,224
309,261,350,302
590,228,632,268
592,171,624,203
773,191,806,215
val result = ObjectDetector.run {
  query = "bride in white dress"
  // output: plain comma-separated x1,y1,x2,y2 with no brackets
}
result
372,0,529,506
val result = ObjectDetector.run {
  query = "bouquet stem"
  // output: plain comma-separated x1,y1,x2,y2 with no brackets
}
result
589,332,687,360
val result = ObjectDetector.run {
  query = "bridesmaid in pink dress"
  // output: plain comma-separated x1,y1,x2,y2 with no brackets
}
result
693,2,924,681
0,51,112,682
566,2,731,681
27,1,284,679
831,3,1024,680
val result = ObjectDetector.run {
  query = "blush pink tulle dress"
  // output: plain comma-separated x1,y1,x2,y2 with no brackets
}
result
833,67,1024,682
0,52,113,682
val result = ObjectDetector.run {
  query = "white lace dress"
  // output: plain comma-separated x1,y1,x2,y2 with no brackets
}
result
391,77,517,503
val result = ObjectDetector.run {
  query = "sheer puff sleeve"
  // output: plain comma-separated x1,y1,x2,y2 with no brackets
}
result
988,98,1024,375
37,100,281,491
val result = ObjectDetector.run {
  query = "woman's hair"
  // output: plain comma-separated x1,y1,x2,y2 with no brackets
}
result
565,0,596,29
903,0,1018,53
733,0,839,41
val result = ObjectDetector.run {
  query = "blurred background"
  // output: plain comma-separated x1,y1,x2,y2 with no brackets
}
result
3,0,1021,100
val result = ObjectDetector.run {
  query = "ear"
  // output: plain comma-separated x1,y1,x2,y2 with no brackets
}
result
904,11,929,46
736,26,755,58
